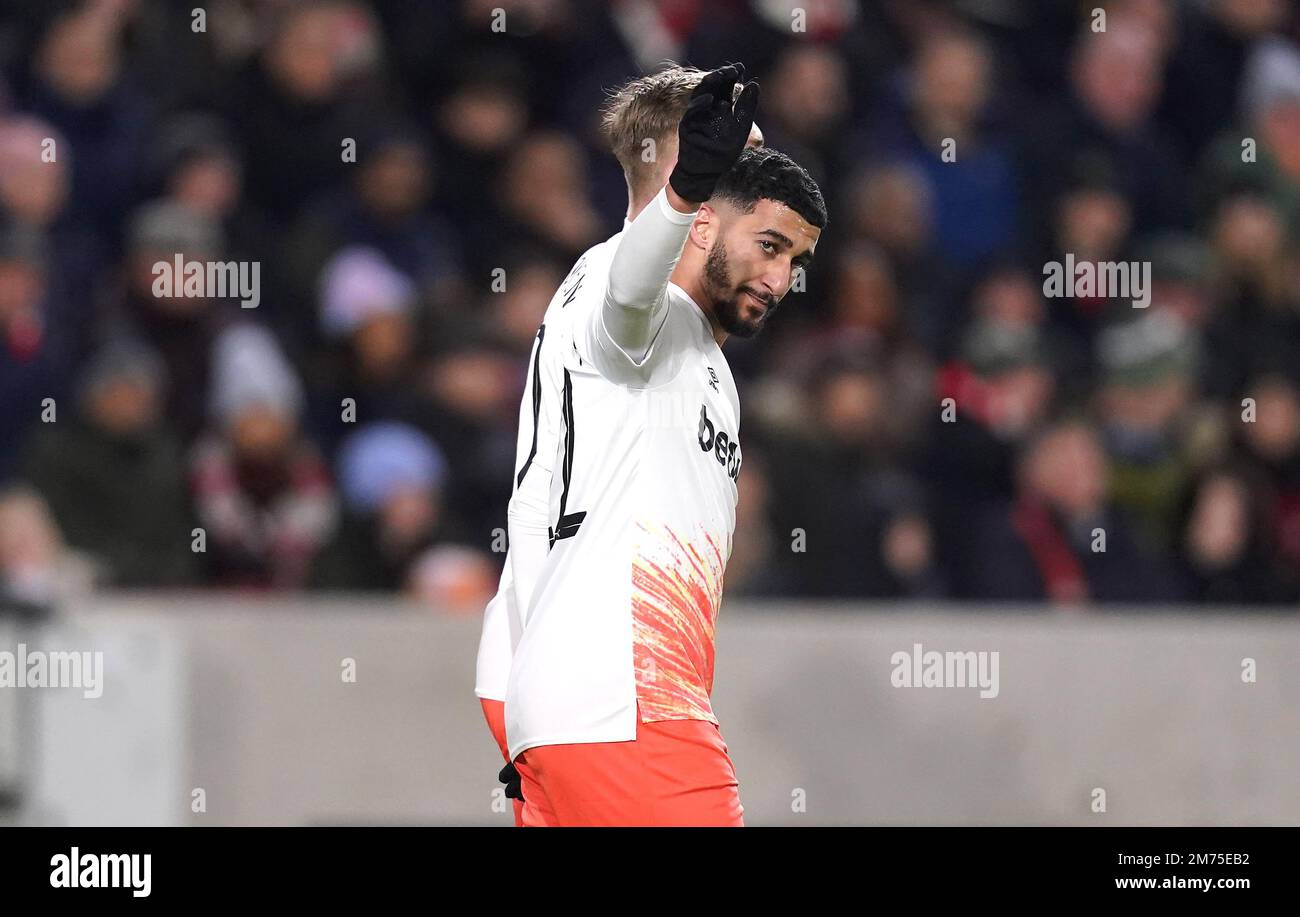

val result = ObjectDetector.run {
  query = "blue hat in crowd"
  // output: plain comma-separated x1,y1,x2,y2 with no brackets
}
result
337,422,448,512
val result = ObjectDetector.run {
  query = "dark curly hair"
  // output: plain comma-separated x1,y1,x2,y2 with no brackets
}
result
710,146,828,229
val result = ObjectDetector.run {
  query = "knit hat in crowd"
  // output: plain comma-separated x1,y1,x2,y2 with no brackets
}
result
128,199,223,258
1097,312,1197,388
337,422,447,512
318,246,415,338
962,318,1046,377
1242,36,1300,122
77,337,167,409
208,323,304,425
1135,232,1216,287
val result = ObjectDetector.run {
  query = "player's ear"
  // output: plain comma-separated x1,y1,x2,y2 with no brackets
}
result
690,203,717,250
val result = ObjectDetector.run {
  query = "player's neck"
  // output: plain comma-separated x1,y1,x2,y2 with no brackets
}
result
626,181,663,223
670,265,728,347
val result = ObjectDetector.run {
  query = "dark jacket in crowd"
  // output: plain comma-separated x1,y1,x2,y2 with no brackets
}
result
20,420,197,587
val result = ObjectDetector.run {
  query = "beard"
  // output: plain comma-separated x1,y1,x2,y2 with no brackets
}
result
704,239,779,339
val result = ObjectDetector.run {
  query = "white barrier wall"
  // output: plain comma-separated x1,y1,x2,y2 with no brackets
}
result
2,595,1297,826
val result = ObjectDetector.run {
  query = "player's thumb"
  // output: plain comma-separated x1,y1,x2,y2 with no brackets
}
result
732,80,760,127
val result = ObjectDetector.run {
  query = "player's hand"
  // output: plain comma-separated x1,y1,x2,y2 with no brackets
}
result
499,761,524,801
668,63,760,206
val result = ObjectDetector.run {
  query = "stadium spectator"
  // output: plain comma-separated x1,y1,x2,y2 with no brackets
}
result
20,337,196,587
776,241,934,452
430,52,532,277
864,26,1020,272
0,485,94,610
1028,16,1186,234
19,4,149,236
314,422,449,591
1197,35,1300,234
150,111,273,286
495,131,603,267
965,419,1185,603
103,200,233,441
1038,152,1136,366
281,123,463,349
1093,312,1205,551
1231,374,1300,573
420,333,524,544
0,220,74,480
765,353,944,598
407,543,499,614
228,1,381,222
759,44,852,191
925,315,1056,593
0,115,106,346
306,246,424,454
1174,463,1300,604
191,324,337,589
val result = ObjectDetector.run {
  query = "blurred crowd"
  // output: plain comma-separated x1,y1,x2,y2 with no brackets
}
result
2,0,1300,611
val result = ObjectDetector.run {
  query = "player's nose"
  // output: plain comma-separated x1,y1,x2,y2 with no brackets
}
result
760,266,788,299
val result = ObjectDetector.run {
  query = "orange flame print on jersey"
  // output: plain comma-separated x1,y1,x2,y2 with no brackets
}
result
632,521,726,724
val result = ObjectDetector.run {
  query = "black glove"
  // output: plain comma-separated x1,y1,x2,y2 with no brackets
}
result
668,63,760,204
499,761,524,801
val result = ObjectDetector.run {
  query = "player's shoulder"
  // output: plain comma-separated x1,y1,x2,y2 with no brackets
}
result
570,233,621,278
541,231,624,324
539,233,625,374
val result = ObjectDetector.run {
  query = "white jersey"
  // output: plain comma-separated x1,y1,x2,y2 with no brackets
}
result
505,189,742,760
473,229,627,702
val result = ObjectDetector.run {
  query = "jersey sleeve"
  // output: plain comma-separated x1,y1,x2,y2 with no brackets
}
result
577,186,696,387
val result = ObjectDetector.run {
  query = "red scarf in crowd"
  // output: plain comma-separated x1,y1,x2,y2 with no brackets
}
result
1011,498,1089,604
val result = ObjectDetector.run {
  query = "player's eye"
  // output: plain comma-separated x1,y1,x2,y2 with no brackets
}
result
758,240,776,255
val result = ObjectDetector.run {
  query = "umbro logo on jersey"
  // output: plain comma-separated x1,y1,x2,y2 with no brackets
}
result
697,403,741,481
706,366,720,392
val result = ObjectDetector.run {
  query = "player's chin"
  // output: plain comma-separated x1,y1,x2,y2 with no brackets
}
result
728,316,766,339
746,303,777,335
740,300,774,334
719,296,770,338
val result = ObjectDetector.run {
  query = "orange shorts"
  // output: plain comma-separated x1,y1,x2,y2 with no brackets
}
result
513,704,744,827
480,697,527,827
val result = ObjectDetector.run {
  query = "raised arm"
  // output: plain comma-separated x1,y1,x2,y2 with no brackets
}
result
588,64,760,373
600,186,697,364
